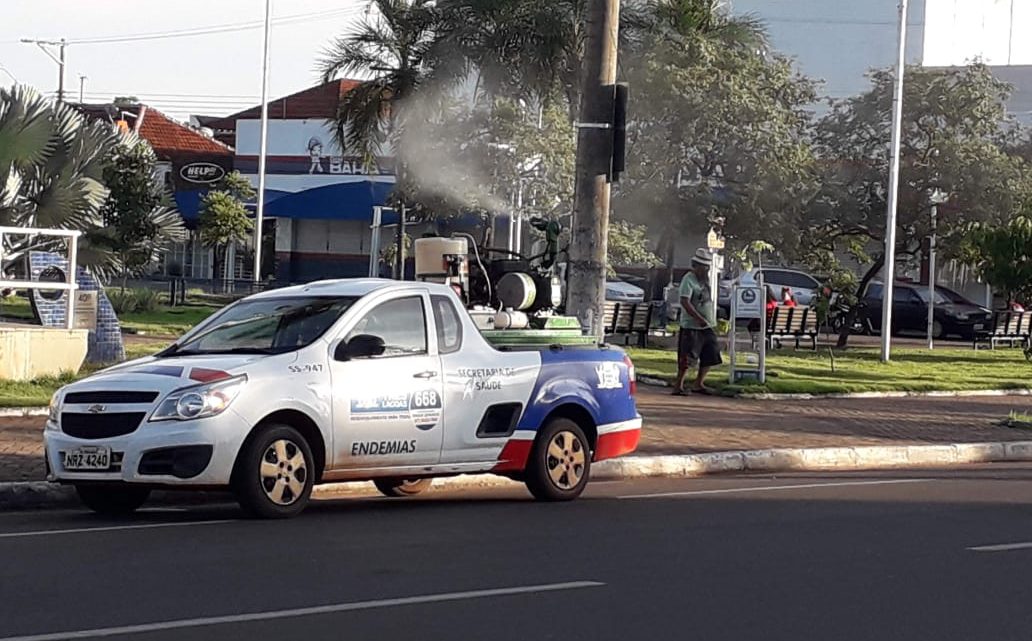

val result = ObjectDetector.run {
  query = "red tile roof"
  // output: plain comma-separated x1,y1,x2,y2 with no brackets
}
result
136,106,232,156
74,103,232,157
203,79,363,132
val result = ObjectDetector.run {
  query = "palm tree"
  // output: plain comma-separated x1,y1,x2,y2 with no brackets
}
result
638,0,768,54
0,85,120,275
318,0,440,162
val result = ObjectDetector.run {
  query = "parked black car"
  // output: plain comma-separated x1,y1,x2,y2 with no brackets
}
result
861,281,992,339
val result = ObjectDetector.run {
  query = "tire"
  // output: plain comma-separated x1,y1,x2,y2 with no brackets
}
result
525,418,591,501
932,320,945,339
374,478,433,497
233,424,315,519
75,484,150,516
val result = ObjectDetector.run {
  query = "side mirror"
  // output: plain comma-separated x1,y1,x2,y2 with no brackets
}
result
335,334,386,361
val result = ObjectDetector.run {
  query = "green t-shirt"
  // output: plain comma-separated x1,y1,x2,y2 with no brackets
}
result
679,271,715,330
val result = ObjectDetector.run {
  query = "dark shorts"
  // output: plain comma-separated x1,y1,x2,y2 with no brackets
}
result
678,328,723,370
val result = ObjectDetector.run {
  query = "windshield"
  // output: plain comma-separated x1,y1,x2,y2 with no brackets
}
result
914,288,950,305
161,296,357,357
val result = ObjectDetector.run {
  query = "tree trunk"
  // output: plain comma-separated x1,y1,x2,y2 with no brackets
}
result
836,254,885,348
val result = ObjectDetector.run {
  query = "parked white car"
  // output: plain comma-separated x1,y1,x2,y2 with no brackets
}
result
605,279,645,304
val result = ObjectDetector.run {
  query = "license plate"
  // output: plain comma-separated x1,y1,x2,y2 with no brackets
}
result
63,447,111,471
974,323,984,330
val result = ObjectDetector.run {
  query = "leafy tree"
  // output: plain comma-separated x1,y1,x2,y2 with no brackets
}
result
0,86,120,273
803,64,1032,345
607,220,661,276
960,214,1032,305
99,133,186,289
619,25,817,280
198,172,255,284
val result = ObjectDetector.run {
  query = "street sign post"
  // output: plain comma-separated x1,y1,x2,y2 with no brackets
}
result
728,284,766,384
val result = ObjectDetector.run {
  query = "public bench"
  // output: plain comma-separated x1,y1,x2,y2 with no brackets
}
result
973,311,1031,350
602,301,657,348
767,305,818,350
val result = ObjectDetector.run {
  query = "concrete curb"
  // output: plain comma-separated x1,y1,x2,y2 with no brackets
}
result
7,440,1032,510
632,375,1032,400
739,389,1032,400
0,407,49,418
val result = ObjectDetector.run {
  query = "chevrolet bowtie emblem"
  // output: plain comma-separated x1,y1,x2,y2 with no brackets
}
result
86,404,106,414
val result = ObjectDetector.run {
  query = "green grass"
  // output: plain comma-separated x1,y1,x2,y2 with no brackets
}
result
1005,411,1032,429
1,294,217,337
118,305,217,336
628,346,1032,396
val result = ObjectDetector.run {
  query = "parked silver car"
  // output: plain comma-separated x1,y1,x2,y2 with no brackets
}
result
718,267,822,313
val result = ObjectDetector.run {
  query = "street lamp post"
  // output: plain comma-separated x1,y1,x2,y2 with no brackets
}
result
252,0,272,287
880,0,909,362
926,189,948,350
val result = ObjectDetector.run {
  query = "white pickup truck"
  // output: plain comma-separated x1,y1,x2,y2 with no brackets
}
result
45,279,642,518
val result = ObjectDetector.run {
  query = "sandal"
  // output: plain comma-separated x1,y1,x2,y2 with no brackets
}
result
670,388,688,396
690,387,714,396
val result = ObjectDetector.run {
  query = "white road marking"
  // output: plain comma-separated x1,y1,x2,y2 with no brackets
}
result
0,581,606,641
618,478,931,500
0,519,235,539
968,541,1032,553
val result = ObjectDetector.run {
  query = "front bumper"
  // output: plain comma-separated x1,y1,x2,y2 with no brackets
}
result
44,408,251,487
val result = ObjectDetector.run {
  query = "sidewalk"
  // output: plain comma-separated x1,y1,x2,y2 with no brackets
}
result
3,388,1030,483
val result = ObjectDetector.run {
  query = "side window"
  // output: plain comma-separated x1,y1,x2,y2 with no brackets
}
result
866,284,883,300
782,272,819,289
348,296,427,356
893,287,919,303
431,295,463,354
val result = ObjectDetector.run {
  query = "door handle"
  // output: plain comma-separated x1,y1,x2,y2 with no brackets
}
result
413,371,438,379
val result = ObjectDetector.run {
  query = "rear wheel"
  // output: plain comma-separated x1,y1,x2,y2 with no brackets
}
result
233,424,314,519
75,484,150,516
932,320,945,339
525,418,591,501
374,478,433,497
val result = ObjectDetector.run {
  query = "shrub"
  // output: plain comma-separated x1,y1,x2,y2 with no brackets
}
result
106,288,161,315
133,288,161,313
107,290,138,314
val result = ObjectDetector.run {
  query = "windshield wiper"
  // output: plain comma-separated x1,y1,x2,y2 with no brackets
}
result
163,346,284,357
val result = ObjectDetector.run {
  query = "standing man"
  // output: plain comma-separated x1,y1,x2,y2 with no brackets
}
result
674,248,722,395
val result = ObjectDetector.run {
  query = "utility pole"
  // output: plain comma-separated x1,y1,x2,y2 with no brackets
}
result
21,38,66,102
252,0,272,287
880,0,909,362
567,0,620,339
78,74,87,103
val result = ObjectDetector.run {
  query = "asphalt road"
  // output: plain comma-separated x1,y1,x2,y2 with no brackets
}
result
5,466,1032,641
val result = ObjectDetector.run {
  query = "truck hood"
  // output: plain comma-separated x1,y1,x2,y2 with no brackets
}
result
64,354,283,397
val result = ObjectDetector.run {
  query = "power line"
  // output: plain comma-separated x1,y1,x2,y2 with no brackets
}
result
61,7,364,45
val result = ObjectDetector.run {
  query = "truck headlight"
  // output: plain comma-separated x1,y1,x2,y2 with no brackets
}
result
47,392,61,428
150,375,247,422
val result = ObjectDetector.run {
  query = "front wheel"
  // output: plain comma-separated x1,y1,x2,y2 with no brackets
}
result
233,424,314,519
75,484,150,516
374,478,433,497
525,418,591,501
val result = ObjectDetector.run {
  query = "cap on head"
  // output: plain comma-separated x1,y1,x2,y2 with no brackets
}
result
691,248,713,267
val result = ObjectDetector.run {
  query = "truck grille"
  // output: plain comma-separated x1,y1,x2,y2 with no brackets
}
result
64,391,159,404
61,412,147,439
